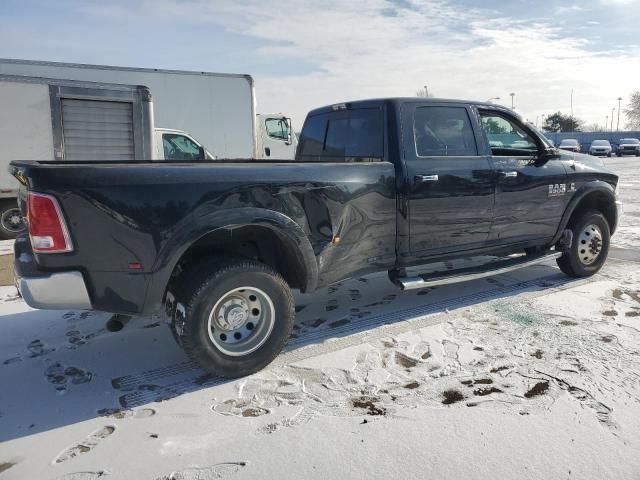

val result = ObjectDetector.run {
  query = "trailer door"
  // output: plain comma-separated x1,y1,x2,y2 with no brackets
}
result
61,99,135,160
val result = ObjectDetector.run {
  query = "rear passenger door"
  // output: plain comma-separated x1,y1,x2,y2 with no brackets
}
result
402,103,496,259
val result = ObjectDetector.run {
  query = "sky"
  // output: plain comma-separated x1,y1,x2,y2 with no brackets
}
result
1,0,639,130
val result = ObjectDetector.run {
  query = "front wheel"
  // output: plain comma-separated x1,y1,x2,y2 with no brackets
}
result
557,209,610,278
172,258,295,378
0,200,26,240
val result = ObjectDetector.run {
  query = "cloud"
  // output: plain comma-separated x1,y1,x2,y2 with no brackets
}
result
2,0,638,129
150,0,639,127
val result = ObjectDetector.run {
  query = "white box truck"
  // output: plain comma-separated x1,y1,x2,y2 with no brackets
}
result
0,58,296,161
0,74,217,238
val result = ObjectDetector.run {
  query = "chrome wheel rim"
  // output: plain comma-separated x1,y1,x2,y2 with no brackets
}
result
0,208,25,234
207,287,275,356
577,224,603,265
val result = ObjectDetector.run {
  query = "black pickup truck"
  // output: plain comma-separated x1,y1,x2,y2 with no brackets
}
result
11,98,622,377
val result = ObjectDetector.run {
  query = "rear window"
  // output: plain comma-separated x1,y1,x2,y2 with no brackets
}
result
297,108,383,161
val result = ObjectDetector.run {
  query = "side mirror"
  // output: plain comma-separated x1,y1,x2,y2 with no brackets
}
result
282,117,292,145
537,147,561,164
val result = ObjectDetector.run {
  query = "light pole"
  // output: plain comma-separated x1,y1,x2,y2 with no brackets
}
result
486,97,500,103
605,115,608,132
570,88,573,119
424,85,429,98
510,92,515,109
617,97,622,131
611,108,615,132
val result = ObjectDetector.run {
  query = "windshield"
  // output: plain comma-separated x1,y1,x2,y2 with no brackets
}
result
560,139,578,146
591,140,611,146
620,138,640,144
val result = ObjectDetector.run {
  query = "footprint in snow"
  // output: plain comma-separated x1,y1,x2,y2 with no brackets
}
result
46,362,92,389
54,426,116,464
96,408,155,419
156,462,247,480
54,472,109,480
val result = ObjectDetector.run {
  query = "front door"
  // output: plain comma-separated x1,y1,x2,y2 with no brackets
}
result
477,109,568,245
260,116,295,159
402,103,496,260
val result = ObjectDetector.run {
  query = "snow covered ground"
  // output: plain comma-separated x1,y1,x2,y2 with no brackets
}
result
1,158,639,480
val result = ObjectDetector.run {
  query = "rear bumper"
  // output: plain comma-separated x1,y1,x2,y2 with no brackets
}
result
14,236,92,310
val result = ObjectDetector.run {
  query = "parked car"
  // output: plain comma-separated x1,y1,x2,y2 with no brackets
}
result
558,138,581,153
11,98,621,378
616,138,640,157
589,140,613,157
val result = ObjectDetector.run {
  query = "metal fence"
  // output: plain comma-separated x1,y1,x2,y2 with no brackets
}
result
543,131,640,152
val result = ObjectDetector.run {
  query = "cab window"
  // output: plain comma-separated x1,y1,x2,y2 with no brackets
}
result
413,107,477,156
265,118,290,141
162,133,203,161
479,113,538,156
297,108,383,162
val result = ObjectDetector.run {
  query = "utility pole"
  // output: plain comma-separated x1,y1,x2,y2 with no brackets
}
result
510,92,515,109
617,97,623,131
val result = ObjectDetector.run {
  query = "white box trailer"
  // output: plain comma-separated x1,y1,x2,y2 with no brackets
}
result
0,74,156,238
0,58,296,161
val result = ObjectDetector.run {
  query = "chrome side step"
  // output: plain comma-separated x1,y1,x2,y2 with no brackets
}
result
391,251,562,291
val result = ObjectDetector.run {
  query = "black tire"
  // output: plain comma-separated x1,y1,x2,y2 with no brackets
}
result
557,209,610,278
173,258,294,378
0,199,25,240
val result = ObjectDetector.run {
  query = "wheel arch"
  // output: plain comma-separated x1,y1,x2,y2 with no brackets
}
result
144,208,318,313
553,182,618,244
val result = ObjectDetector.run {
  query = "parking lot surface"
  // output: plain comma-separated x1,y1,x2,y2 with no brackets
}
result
0,157,639,480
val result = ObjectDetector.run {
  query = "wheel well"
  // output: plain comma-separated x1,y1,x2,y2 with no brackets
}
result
568,191,616,232
170,225,307,291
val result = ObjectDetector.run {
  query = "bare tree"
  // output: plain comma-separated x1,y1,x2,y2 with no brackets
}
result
416,86,434,98
583,123,606,132
624,91,640,129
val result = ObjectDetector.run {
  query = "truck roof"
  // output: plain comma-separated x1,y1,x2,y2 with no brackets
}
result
0,57,252,82
307,97,515,116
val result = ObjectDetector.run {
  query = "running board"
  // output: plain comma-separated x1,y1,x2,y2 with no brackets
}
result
391,251,562,290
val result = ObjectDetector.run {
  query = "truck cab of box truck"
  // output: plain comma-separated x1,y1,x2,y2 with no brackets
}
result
256,114,296,159
154,128,215,161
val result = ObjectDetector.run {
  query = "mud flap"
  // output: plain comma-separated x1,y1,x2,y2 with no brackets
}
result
164,291,177,322
174,302,187,338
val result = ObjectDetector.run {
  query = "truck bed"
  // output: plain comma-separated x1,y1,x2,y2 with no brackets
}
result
10,159,397,314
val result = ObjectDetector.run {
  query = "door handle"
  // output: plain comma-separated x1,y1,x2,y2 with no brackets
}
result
498,171,518,178
415,174,439,182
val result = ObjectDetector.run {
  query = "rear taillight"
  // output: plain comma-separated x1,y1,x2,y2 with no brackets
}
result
27,192,73,253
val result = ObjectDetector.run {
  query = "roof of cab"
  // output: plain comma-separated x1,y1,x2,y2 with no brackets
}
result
306,97,516,117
